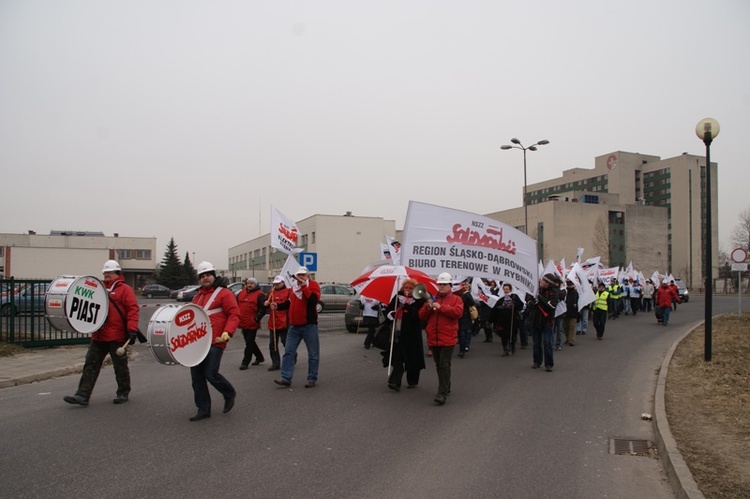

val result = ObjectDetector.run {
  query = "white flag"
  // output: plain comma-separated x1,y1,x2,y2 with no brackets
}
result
379,243,392,261
385,235,401,266
567,262,596,311
471,277,499,308
270,205,299,255
277,254,302,287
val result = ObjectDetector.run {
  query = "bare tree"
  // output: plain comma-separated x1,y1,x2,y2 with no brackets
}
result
593,216,609,266
730,207,750,252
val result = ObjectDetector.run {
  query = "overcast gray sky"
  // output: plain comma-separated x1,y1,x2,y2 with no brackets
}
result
1,0,748,269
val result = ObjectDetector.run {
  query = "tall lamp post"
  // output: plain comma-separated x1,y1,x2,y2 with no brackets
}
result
696,118,719,362
500,138,550,235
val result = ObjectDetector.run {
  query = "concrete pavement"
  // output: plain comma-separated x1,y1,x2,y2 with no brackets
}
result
0,330,704,499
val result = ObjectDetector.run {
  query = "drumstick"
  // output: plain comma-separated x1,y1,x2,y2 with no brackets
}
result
116,340,130,357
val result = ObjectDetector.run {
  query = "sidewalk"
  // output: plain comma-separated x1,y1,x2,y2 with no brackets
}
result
0,344,88,389
0,333,704,499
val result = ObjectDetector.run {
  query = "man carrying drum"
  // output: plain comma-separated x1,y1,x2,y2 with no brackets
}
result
64,260,139,406
188,261,240,422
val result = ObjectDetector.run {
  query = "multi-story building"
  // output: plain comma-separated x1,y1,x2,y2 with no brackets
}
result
0,230,157,288
228,213,396,284
486,151,716,288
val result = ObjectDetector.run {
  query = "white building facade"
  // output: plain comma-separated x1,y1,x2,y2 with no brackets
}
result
0,231,158,288
228,214,396,284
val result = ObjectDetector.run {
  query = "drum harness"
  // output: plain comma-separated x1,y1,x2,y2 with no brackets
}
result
107,282,147,343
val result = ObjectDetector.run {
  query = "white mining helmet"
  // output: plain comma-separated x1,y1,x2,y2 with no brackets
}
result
102,260,121,273
196,261,215,275
436,272,453,284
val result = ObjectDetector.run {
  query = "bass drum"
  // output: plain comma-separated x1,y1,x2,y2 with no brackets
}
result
46,275,109,335
147,304,212,367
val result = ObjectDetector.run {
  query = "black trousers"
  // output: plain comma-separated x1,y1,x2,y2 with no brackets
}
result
241,328,264,365
76,340,130,399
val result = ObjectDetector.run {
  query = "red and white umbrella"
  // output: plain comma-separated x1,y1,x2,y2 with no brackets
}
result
350,265,438,304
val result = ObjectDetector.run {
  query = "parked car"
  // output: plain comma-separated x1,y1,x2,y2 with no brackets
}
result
141,284,172,298
227,281,272,296
344,296,385,333
317,283,357,313
175,285,201,302
169,285,197,299
675,278,689,302
344,297,365,333
0,282,48,316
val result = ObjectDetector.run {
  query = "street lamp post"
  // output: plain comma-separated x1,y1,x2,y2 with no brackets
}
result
696,118,719,362
500,138,550,235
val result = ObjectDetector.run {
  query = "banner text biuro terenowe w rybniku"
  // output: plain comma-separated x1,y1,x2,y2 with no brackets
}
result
401,201,538,298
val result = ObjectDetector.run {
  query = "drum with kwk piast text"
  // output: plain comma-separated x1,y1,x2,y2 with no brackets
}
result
147,304,212,367
45,275,109,335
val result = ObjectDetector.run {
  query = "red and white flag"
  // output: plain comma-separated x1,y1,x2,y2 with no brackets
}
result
270,206,299,255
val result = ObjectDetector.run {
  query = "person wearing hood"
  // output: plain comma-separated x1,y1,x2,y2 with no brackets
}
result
236,277,266,369
188,261,240,422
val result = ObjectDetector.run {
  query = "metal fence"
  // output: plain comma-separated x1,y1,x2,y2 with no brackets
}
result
0,278,91,347
2,278,351,348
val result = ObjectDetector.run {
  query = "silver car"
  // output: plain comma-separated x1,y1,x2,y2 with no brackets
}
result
317,284,357,313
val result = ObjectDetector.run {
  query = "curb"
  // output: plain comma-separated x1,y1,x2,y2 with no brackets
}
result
653,325,706,499
0,364,85,389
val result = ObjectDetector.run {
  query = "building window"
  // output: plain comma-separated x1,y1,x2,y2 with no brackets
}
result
136,249,151,260
117,249,132,260
312,232,316,244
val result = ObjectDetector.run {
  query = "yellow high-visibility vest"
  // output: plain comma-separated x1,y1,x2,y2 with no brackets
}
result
595,290,609,310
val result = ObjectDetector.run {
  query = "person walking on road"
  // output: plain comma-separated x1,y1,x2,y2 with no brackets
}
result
592,281,609,340
529,273,562,372
237,277,266,369
361,296,381,349
655,281,680,326
419,272,463,405
188,261,240,422
265,276,290,371
273,267,321,388
64,260,140,407
383,279,426,391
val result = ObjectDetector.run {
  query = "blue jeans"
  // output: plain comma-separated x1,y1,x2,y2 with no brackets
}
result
190,346,235,416
281,324,319,384
659,306,672,326
458,326,472,354
532,322,554,368
576,308,589,334
553,317,564,348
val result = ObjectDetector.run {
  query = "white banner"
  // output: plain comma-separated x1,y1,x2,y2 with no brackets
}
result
401,201,538,298
598,266,620,283
270,205,299,255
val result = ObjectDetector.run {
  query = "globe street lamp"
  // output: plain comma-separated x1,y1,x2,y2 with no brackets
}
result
500,138,550,235
696,118,719,362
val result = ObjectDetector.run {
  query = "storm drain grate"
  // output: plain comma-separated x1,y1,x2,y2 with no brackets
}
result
610,438,656,457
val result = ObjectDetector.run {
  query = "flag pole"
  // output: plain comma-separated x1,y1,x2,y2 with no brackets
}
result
387,277,402,377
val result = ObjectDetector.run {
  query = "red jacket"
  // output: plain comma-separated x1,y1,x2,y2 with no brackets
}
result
93,275,139,343
193,284,240,350
288,280,321,326
418,291,463,347
655,284,679,308
266,286,290,331
237,287,266,330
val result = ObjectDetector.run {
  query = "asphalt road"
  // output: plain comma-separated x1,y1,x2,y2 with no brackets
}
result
0,296,736,498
